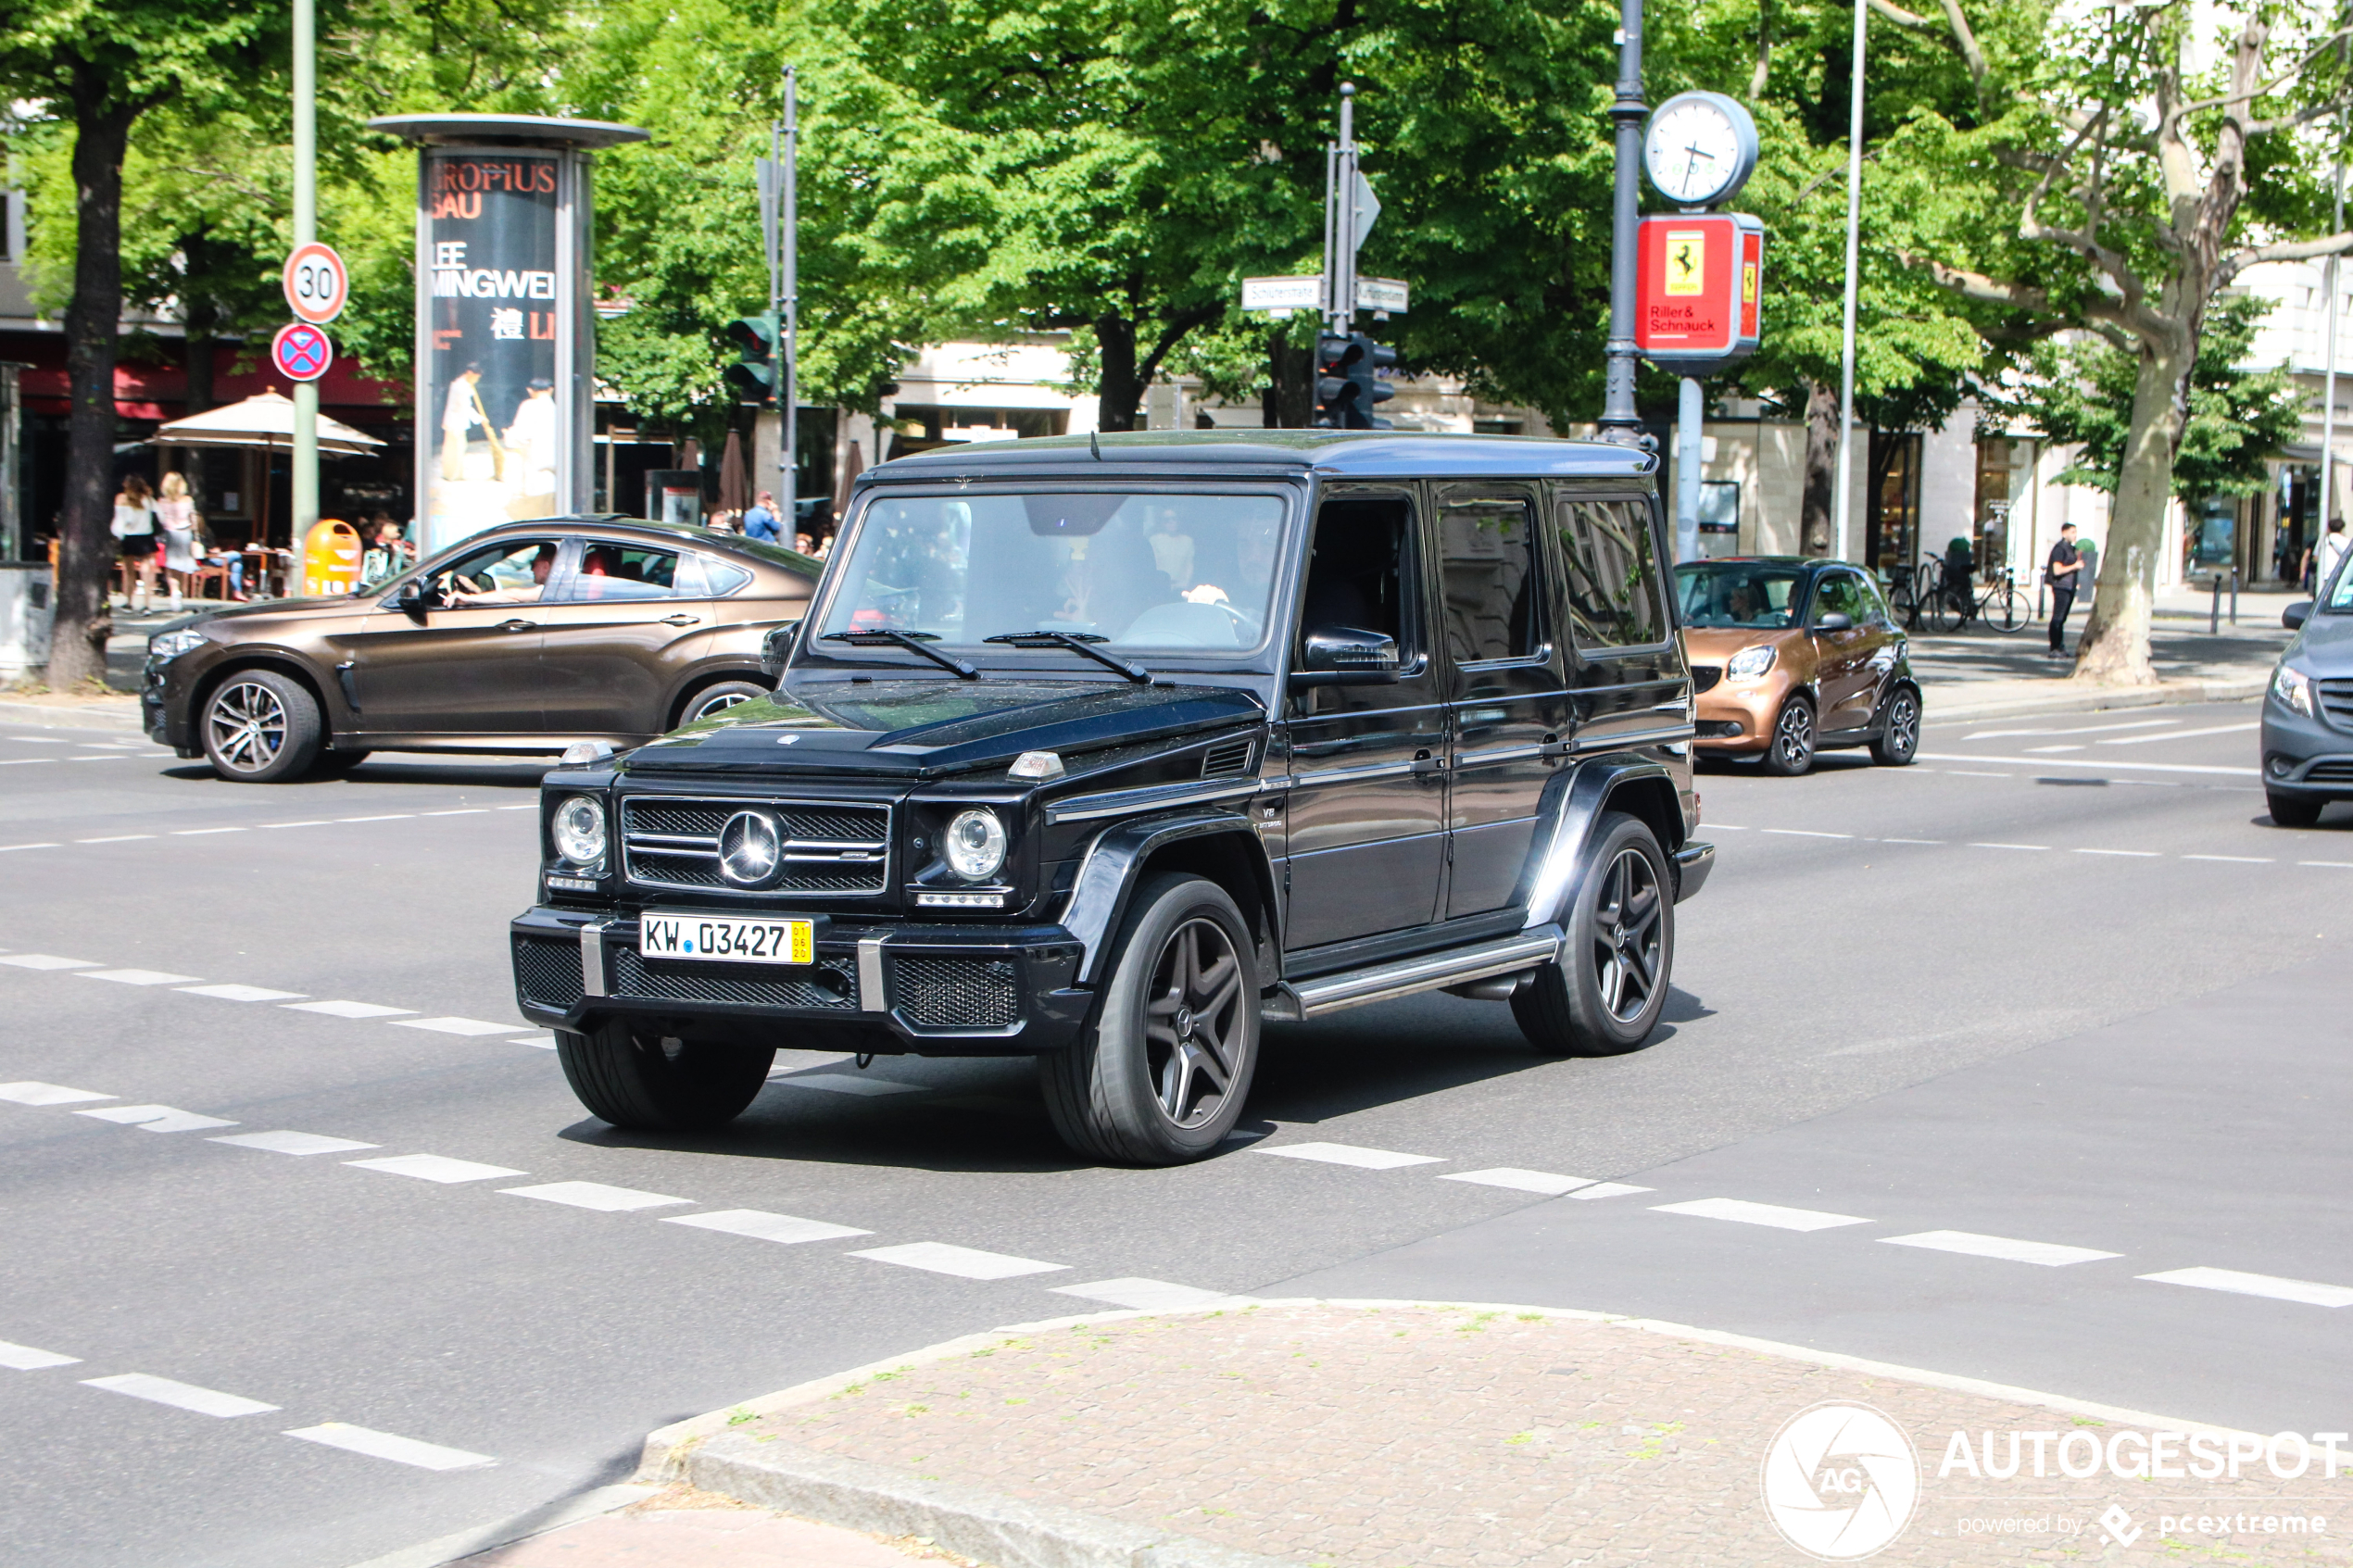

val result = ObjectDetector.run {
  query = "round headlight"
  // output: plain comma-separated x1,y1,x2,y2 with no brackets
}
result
552,795,608,865
943,808,1008,882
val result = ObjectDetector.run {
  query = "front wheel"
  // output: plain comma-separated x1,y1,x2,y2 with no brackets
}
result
1041,872,1260,1165
1760,695,1817,777
1512,811,1674,1057
676,679,770,727
1870,687,1920,766
200,670,322,783
2267,790,2326,828
1986,585,2030,633
1923,585,1962,634
556,1020,774,1131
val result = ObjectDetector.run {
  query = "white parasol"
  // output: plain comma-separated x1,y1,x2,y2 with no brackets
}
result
151,391,384,457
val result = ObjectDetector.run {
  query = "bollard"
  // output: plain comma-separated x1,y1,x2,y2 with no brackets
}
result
2231,570,2239,626
2210,572,2221,634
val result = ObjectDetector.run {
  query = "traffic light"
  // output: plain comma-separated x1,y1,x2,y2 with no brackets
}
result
1313,332,1397,429
724,312,782,404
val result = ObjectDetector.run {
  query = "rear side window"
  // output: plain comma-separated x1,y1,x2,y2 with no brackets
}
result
1436,484,1542,664
681,556,755,597
1555,497,1667,651
561,544,684,602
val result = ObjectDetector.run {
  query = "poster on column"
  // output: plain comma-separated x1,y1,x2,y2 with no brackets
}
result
422,150,562,554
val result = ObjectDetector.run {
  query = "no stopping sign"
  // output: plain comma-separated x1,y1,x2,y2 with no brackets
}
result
271,322,334,383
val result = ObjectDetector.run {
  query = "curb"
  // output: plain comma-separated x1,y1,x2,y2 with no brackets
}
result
336,1482,661,1568
1922,674,2266,725
646,1297,2263,1568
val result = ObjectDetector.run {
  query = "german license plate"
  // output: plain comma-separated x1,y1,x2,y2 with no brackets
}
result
640,912,813,965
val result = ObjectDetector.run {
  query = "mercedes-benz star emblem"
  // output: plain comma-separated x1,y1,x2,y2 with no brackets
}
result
718,810,782,886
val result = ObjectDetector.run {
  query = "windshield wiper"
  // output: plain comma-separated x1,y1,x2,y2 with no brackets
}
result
984,630,1151,684
820,629,979,680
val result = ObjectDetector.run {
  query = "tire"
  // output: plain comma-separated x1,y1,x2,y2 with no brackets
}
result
2267,790,2326,828
555,1019,775,1132
1869,686,1920,766
1760,695,1817,776
1512,810,1674,1057
1924,585,1961,634
1987,585,2030,633
676,680,770,727
200,670,323,783
1040,872,1260,1165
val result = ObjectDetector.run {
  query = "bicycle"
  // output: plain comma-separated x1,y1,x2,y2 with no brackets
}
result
1922,558,2031,633
1884,561,1924,630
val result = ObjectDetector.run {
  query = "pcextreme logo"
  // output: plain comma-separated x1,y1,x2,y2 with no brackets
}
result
1761,1400,1923,1560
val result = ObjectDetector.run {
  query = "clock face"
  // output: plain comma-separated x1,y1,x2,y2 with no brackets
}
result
1645,96,1746,207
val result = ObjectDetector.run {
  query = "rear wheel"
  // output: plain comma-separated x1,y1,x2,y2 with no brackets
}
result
200,670,322,783
1986,584,2030,633
556,1020,774,1131
1869,687,1920,766
1041,872,1259,1165
1513,811,1673,1057
1760,695,1816,776
1924,583,1962,633
676,680,769,726
2267,790,2326,828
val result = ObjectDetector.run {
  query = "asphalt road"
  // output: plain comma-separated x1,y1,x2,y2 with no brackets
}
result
1,697,2347,1567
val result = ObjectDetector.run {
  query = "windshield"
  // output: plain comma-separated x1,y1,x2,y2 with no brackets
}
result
2327,549,2353,612
815,489,1289,657
1675,563,1806,629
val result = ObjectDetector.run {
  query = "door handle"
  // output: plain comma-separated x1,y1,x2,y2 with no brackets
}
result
661,613,701,626
497,620,536,633
1411,748,1445,776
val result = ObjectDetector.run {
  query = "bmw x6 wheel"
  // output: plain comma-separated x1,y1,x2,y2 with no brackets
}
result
200,670,323,783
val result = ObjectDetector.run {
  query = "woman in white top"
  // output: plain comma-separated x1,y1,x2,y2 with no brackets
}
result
111,474,157,612
156,472,198,610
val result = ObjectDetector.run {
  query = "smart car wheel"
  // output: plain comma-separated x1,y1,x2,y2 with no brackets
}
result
677,680,769,726
2267,789,2325,828
1041,872,1259,1165
200,671,322,783
1512,811,1674,1058
1761,695,1816,776
556,1020,775,1131
1869,687,1920,766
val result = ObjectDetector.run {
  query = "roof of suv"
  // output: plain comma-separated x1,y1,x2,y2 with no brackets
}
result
863,430,1659,483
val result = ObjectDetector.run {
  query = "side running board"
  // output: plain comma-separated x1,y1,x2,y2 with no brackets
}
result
1264,928,1563,1021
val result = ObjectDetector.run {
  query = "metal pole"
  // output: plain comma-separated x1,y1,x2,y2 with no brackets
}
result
2209,572,2221,634
1598,0,1646,444
1676,376,1703,562
781,67,799,532
1320,142,1337,334
1830,0,1866,560
1329,85,1357,337
291,0,318,543
2321,146,2344,574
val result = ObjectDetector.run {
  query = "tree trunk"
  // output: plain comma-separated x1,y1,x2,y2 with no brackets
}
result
48,102,138,689
1799,379,1838,556
2073,330,2193,686
1264,331,1313,428
1094,312,1143,433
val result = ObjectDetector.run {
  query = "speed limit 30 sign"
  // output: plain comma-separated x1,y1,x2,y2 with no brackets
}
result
283,243,348,325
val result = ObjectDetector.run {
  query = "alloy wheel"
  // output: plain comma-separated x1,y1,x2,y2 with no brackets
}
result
1774,702,1814,770
207,680,288,774
1141,916,1245,1128
1884,693,1919,756
689,690,756,721
1588,847,1663,1024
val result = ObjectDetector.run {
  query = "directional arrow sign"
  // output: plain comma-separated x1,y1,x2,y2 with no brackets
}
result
1352,172,1381,247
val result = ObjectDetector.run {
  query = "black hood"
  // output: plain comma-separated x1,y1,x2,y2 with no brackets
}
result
620,679,1266,780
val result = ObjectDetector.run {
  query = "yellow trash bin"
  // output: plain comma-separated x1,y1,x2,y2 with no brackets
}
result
301,519,364,599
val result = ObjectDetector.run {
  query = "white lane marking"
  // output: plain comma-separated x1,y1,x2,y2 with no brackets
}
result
67,755,132,762
1968,843,2049,852
2183,854,2272,864
1440,1168,1597,1197
75,1104,236,1133
1964,718,2179,741
283,1422,496,1471
180,984,307,1003
499,1181,689,1212
1,735,64,743
0,1339,80,1370
661,1209,872,1244
1567,1182,1655,1199
2098,721,2259,746
346,1153,526,1184
2299,860,2353,869
285,999,414,1019
0,841,61,849
1652,1198,1870,1232
1706,823,1750,830
2073,847,2160,858
1881,1230,2121,1267
0,1081,114,1106
0,954,98,970
1762,829,1851,839
496,804,538,810
513,1034,558,1049
1051,1278,1248,1311
1880,837,1944,845
337,814,414,823
0,759,57,767
210,1131,380,1157
171,827,246,836
1252,1141,1446,1170
1919,751,2259,777
850,1242,1070,1280
770,1071,925,1096
76,968,203,985
2024,745,2085,753
392,1016,526,1036
82,1373,278,1417
262,821,334,830
421,808,490,817
2137,1266,2353,1309
75,834,156,844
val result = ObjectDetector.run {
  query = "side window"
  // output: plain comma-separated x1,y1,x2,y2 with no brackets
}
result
1298,492,1416,650
1851,572,1894,625
560,543,685,602
1555,496,1666,652
1814,573,1865,625
695,557,755,597
425,538,559,607
1436,485,1542,665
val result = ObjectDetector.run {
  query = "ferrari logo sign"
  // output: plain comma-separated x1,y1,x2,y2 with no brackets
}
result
1665,232,1705,296
1636,212,1764,370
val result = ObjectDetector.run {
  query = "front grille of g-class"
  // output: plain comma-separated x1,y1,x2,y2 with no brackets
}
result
620,796,891,897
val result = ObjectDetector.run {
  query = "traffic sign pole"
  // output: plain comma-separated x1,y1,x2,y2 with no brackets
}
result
292,0,319,542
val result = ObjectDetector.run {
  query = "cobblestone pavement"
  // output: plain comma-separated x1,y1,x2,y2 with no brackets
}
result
736,1303,2352,1568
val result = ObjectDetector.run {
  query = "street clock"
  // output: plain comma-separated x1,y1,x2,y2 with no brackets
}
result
1643,92,1759,209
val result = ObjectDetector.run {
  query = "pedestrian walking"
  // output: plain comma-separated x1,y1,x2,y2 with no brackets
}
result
2045,522,2084,656
111,474,157,611
742,490,783,544
156,472,199,611
2305,518,2347,598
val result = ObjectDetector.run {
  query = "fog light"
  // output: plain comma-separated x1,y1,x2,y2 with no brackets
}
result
2270,756,2295,778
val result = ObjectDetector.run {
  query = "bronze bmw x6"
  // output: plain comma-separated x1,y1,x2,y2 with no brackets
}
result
143,518,820,783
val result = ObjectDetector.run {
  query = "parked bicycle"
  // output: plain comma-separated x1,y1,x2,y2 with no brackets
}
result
1921,555,2030,633
1885,561,1924,630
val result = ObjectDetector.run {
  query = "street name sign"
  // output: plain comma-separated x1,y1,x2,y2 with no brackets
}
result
1241,275,1409,314
271,321,334,383
282,243,349,326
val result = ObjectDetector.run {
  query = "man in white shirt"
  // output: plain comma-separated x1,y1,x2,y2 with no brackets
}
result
440,365,483,481
505,378,559,509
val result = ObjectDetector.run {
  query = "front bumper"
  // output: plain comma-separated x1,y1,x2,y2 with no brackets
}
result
1672,841,1715,902
1692,676,1789,752
2260,701,2353,797
509,905,1094,1055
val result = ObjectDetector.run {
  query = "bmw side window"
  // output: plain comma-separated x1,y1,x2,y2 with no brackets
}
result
695,558,754,597
1436,485,1543,665
560,544,685,602
1555,497,1666,651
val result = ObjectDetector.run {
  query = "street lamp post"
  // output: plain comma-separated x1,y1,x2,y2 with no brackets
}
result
292,0,318,538
1599,0,1648,445
1831,0,1867,562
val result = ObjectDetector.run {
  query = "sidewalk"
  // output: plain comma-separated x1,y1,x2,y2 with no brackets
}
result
1910,620,2284,723
635,1301,2352,1568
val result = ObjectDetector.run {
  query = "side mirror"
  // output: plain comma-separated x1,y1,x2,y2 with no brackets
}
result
1291,625,1402,687
1814,611,1854,633
761,621,801,678
390,578,431,616
2284,601,2312,631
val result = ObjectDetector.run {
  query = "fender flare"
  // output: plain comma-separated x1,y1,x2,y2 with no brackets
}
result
1061,808,1278,985
1515,755,1687,932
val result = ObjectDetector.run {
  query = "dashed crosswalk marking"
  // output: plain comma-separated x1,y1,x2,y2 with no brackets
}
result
210,1131,380,1157
500,1181,689,1212
2183,854,2271,864
171,826,246,836
0,954,97,970
392,1016,526,1036
283,1422,496,1471
0,1081,113,1106
2074,847,2160,858
770,1071,925,1096
851,1241,1070,1280
1652,1198,1870,1232
661,1209,872,1244
1880,1230,2120,1267
74,1104,236,1133
346,1153,526,1185
1252,1141,1446,1170
1440,1168,1597,1197
2136,1267,2353,1309
180,984,307,1003
1967,842,2049,852
76,834,155,844
1051,1278,1246,1311
1567,1182,1655,1199
0,1339,80,1370
76,968,203,986
82,1373,279,1418
283,999,413,1019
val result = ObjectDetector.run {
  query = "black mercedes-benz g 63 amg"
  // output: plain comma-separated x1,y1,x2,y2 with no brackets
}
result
510,431,1712,1165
